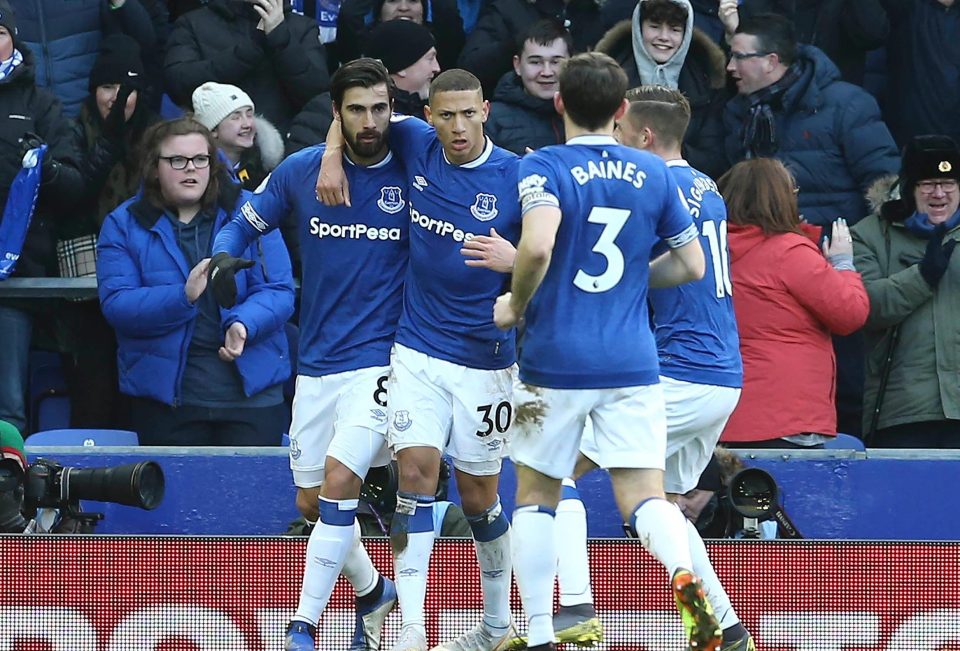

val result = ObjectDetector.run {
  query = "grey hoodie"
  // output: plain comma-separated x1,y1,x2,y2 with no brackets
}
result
631,0,694,89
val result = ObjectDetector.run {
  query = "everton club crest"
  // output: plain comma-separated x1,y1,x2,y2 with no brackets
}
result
470,193,499,222
377,186,405,214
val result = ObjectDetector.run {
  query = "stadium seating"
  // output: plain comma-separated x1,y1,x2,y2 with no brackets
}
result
25,429,140,447
824,433,866,451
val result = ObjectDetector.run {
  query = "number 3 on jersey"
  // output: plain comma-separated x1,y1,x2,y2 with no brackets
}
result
701,219,733,298
573,207,631,293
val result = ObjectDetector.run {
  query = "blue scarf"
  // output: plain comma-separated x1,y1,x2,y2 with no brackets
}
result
0,145,47,279
904,208,960,239
0,49,23,83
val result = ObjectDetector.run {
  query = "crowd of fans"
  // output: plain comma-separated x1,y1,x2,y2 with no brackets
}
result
1,0,959,448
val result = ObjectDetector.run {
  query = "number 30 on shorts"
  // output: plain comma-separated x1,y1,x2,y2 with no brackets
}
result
475,401,512,437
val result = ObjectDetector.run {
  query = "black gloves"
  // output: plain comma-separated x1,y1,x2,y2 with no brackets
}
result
18,132,58,181
919,225,957,288
209,252,255,308
102,85,133,141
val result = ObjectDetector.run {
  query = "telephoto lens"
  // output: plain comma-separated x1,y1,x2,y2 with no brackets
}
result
63,461,165,510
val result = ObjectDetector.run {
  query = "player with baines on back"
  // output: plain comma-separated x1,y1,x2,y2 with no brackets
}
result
494,52,723,651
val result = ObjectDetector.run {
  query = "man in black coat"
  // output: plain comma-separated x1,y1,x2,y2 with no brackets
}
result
364,19,441,119
0,2,83,435
164,0,330,133
486,19,569,155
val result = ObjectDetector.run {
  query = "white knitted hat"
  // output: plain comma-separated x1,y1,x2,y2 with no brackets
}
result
191,82,255,131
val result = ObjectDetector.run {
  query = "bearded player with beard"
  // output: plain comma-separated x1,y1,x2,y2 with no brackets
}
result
210,59,408,651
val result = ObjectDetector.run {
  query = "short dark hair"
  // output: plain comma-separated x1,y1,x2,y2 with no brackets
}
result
330,58,395,110
558,52,627,131
624,85,691,147
639,0,688,29
429,68,482,103
717,158,801,235
514,18,574,57
735,13,796,66
140,116,225,211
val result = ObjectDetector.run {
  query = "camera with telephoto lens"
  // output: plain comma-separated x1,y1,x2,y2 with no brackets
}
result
14,458,166,532
728,467,802,539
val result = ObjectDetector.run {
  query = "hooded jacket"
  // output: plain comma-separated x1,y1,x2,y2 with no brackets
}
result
164,0,329,133
720,223,869,443
96,180,294,406
485,71,564,155
723,45,900,226
595,1,729,179
0,44,83,280
233,115,285,191
852,176,960,433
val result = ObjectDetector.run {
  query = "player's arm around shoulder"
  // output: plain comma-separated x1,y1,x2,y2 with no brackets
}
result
649,229,706,288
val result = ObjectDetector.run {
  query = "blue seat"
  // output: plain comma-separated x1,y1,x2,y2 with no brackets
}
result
36,396,71,432
28,350,69,433
824,433,866,451
25,429,140,447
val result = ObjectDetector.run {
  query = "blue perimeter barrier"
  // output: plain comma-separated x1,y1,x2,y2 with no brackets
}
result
20,447,960,539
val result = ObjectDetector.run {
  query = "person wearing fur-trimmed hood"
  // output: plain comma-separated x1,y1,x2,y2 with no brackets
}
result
594,0,729,179
852,135,960,447
192,82,297,275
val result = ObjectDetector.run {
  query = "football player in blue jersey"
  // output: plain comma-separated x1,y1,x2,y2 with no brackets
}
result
208,59,407,651
540,87,755,651
494,54,723,651
317,69,521,651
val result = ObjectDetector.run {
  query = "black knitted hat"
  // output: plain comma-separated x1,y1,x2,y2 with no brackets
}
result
88,34,145,91
365,19,435,74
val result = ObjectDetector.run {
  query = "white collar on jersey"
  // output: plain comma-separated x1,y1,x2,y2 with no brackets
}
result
442,136,494,168
344,149,395,168
566,135,618,146
665,159,691,168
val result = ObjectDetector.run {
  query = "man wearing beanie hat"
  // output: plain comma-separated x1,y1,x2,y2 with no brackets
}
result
0,419,27,533
853,134,960,446
365,19,440,118
192,81,284,192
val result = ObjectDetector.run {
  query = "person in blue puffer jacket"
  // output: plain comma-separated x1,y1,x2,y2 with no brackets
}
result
96,116,294,446
723,12,899,228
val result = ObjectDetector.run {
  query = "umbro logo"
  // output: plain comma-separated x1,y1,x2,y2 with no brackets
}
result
413,175,428,191
313,557,338,568
398,568,419,577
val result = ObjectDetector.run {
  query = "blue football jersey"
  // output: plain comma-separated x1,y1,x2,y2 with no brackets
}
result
517,135,697,389
389,116,521,370
213,145,409,376
649,161,742,388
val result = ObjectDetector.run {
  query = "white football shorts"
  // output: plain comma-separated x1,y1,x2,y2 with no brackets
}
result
511,382,667,480
288,366,393,488
579,375,741,493
386,344,516,476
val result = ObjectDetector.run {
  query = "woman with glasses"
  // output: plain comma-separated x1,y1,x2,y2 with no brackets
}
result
717,158,870,449
853,135,960,447
95,116,295,446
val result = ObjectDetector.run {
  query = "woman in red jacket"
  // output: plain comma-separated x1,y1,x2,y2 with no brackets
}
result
718,158,870,448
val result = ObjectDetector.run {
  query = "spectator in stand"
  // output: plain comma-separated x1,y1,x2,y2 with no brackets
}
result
285,92,334,156
724,13,898,435
595,0,729,179
57,34,160,430
336,0,465,70
882,0,960,149
192,81,299,278
96,117,294,446
485,19,569,155
0,3,83,436
718,158,870,449
458,0,615,97
14,0,159,118
717,0,889,86
364,19,440,118
164,0,329,134
723,14,899,228
853,135,960,447
191,82,285,192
